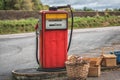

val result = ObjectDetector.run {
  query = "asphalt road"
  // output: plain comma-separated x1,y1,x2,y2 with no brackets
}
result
0,26,120,80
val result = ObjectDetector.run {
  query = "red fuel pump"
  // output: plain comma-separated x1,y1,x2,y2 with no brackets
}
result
35,5,73,70
12,5,74,80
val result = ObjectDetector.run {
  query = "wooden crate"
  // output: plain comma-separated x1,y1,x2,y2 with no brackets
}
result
102,54,117,67
83,57,102,77
89,57,102,67
88,65,101,77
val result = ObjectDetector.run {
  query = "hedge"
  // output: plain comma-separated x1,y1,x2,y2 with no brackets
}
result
0,10,120,20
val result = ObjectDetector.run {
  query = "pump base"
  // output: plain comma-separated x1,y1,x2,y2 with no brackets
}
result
37,67,66,72
12,68,66,80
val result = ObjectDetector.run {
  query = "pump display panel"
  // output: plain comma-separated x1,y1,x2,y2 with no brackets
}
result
45,13,67,29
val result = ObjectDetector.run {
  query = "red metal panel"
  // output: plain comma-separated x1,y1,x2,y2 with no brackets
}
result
43,30,67,68
39,11,68,68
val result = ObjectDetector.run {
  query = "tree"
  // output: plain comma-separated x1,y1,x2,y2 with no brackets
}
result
21,0,33,10
105,8,112,11
13,0,22,10
0,0,4,10
83,7,94,11
113,8,120,11
0,0,44,10
75,9,83,11
3,0,11,10
1,0,16,10
0,0,4,9
42,5,49,10
32,0,43,10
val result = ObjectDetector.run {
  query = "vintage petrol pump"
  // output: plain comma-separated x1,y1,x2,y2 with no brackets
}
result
35,5,73,70
12,5,73,79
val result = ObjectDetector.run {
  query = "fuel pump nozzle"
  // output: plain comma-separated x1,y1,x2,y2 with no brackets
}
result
57,5,71,9
49,5,71,11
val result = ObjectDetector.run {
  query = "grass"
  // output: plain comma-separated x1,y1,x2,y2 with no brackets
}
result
0,18,38,34
0,16,120,34
69,16,120,29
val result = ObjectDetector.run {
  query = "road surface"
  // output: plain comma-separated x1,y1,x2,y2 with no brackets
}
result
0,26,120,80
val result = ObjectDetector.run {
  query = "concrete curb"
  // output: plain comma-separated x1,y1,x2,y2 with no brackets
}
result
11,66,120,80
0,32,35,39
73,26,120,33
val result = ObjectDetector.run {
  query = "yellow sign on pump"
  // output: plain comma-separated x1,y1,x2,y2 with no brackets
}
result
46,13,67,19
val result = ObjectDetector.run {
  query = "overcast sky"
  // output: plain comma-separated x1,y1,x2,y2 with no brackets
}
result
41,0,120,10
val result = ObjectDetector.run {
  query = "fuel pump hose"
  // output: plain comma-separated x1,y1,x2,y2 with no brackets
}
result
67,5,73,52
35,24,40,65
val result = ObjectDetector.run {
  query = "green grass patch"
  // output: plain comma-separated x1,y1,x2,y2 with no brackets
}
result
69,16,120,29
0,16,120,34
0,18,38,34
